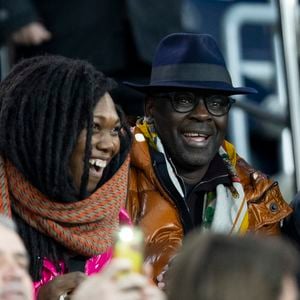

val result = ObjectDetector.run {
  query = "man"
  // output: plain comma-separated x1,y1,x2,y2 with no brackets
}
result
0,215,33,300
124,33,292,281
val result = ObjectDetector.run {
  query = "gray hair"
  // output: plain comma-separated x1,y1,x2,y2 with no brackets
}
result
0,215,16,231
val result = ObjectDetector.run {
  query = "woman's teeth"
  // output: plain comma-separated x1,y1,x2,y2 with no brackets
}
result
89,159,107,170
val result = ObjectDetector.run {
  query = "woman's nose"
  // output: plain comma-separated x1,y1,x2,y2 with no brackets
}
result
94,132,114,152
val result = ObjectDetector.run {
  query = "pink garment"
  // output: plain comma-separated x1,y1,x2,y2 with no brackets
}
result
34,208,132,298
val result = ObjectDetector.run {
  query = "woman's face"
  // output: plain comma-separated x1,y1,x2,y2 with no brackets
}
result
69,92,121,193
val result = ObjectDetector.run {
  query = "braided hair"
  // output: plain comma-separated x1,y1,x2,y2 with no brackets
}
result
0,55,132,279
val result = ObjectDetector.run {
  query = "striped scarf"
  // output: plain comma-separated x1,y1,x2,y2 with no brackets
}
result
0,155,130,256
136,119,248,234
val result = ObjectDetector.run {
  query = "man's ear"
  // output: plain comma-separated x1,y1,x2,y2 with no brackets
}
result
145,96,155,118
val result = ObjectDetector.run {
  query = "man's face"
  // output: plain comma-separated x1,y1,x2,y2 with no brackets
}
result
0,224,32,300
146,91,229,176
69,92,121,193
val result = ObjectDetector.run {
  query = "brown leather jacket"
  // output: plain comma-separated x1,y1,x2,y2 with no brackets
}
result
126,127,292,280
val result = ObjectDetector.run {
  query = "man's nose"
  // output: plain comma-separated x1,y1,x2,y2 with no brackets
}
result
190,98,211,118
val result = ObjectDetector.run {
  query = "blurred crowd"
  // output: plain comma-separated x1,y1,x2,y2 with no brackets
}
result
0,0,182,119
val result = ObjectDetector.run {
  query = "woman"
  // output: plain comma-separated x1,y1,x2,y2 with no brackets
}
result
0,55,132,299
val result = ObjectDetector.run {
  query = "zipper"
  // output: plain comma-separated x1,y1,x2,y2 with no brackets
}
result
168,157,187,197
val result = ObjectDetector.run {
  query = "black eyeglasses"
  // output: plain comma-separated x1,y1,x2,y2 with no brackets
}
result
154,92,235,116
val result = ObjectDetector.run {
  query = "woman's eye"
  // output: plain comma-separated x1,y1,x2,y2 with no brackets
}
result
93,123,100,130
112,126,121,135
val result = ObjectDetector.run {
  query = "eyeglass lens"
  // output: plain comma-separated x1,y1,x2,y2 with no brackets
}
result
172,93,232,116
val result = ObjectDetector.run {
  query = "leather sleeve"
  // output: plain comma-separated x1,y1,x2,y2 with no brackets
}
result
236,155,292,235
126,166,183,281
126,167,140,224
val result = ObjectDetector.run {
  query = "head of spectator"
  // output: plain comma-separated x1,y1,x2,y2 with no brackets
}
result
0,55,132,298
0,215,33,300
125,33,257,185
167,232,299,300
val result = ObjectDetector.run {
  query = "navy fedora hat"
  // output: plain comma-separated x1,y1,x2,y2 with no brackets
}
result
124,33,257,95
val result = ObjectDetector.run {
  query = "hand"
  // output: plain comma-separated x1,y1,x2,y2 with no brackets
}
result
37,271,87,300
156,255,176,290
142,284,166,300
73,259,166,300
12,22,52,45
156,264,169,290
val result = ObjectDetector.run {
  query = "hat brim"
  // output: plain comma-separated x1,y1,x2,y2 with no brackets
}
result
123,81,257,95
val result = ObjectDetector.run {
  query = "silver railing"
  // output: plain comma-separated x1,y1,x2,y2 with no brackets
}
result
222,2,297,197
273,0,300,191
222,3,277,162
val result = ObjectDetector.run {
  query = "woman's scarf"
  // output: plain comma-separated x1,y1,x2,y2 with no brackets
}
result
136,118,248,234
0,155,130,256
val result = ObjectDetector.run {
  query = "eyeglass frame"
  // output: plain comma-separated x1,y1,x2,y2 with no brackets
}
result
151,91,236,116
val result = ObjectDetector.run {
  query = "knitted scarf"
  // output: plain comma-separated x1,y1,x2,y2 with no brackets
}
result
0,155,130,256
136,118,248,234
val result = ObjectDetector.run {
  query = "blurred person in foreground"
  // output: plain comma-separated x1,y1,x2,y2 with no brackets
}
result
73,259,165,300
167,232,299,300
0,215,33,300
0,55,132,299
124,33,293,283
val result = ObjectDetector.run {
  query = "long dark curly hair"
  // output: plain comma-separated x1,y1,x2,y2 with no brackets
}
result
0,55,132,280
